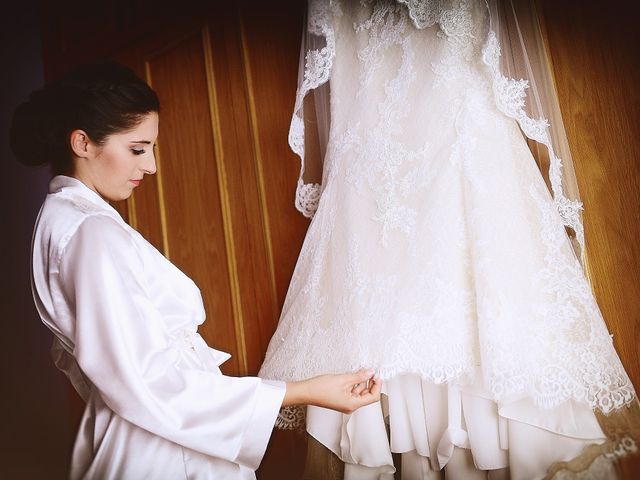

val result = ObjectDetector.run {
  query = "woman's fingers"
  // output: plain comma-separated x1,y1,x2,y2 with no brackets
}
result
349,369,375,386
348,380,381,410
351,381,368,396
349,373,381,410
345,369,374,392
367,375,382,398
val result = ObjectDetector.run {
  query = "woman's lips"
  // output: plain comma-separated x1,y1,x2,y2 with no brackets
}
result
130,179,142,187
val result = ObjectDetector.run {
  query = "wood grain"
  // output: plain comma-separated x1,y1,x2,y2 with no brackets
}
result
240,1,310,312
541,0,640,399
205,5,278,376
146,30,241,374
541,1,640,475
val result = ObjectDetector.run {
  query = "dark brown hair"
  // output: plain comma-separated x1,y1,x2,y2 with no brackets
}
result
10,61,160,174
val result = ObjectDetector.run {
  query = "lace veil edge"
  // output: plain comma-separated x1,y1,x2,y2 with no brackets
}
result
482,0,585,264
288,0,334,219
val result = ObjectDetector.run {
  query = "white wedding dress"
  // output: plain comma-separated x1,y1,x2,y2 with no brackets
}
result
259,1,637,478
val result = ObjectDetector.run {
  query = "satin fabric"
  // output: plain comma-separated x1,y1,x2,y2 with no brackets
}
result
306,375,606,479
31,175,286,479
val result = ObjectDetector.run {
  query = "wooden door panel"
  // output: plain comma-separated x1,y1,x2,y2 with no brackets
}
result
240,2,310,310
205,7,278,375
145,29,241,374
541,0,640,406
541,1,640,476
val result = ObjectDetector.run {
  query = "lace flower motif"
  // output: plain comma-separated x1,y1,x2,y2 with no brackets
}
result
481,31,584,249
288,0,337,218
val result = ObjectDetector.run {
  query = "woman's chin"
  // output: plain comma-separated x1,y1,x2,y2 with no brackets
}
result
103,189,133,203
119,190,134,201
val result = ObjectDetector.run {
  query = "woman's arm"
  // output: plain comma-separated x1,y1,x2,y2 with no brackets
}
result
59,215,285,469
58,214,382,470
283,369,381,413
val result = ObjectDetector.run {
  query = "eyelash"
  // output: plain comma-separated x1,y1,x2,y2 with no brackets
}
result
131,144,156,155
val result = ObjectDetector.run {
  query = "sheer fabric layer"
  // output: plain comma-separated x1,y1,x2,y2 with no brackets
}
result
307,374,607,480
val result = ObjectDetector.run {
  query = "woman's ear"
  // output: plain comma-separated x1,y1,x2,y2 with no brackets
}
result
69,129,91,158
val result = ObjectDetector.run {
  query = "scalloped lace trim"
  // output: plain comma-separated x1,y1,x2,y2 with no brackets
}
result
289,0,336,218
481,31,584,249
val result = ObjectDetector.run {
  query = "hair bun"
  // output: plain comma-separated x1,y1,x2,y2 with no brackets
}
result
10,88,69,167
10,61,159,173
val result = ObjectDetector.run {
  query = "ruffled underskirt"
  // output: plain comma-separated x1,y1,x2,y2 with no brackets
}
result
305,374,609,480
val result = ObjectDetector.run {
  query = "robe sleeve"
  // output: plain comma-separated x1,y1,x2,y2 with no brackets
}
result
57,214,285,469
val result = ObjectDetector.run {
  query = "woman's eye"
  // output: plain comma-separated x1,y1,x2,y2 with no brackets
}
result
131,149,145,156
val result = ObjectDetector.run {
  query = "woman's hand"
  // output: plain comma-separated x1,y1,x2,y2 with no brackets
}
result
282,369,382,414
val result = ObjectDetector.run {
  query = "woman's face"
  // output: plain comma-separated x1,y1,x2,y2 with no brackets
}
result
72,112,159,201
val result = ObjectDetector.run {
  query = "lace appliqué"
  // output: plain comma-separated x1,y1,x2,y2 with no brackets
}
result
430,0,484,92
275,405,306,430
481,31,585,250
396,0,442,28
294,180,322,218
289,0,338,217
366,41,429,247
341,7,434,248
354,0,409,92
524,185,635,413
398,0,477,40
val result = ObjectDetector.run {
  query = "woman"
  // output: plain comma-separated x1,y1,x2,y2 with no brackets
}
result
10,61,381,479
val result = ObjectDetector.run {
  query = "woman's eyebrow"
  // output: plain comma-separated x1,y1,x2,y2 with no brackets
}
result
130,140,152,144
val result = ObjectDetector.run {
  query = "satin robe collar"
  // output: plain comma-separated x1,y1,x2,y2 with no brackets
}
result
49,175,121,218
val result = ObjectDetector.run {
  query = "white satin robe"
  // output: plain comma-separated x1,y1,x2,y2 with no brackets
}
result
31,175,286,479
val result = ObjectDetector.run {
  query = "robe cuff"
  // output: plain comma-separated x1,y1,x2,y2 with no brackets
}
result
235,379,286,470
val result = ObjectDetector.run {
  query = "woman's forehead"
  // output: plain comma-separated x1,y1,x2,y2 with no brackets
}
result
114,113,159,141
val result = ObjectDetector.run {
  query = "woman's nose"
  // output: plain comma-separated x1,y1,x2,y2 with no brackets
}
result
142,151,157,175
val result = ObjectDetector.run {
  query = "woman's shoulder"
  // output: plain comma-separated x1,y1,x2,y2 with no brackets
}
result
35,192,134,264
